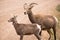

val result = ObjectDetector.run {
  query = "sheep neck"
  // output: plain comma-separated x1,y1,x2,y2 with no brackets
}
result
27,10,36,23
12,20,18,29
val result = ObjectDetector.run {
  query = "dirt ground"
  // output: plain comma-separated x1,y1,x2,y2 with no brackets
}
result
0,0,60,40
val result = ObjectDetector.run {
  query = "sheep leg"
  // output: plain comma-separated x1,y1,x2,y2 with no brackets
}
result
34,34,41,40
52,27,56,40
39,30,42,36
47,30,51,40
34,30,41,40
20,35,23,40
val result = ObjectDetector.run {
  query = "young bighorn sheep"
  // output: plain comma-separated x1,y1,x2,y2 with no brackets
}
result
8,16,41,40
24,3,58,40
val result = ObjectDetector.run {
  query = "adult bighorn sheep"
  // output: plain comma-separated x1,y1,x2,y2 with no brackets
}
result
24,3,58,40
8,16,41,40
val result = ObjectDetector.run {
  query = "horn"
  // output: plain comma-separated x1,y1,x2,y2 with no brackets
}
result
29,3,38,6
29,3,38,9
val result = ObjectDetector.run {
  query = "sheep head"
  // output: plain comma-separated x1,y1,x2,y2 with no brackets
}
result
24,3,38,15
8,16,17,22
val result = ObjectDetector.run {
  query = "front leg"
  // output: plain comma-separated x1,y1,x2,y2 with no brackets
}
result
20,35,23,40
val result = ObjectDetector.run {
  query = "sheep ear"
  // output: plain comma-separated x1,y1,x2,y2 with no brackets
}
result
15,16,17,17
14,15,17,18
24,3,28,10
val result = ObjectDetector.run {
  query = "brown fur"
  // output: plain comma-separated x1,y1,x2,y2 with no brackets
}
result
8,16,41,40
24,3,58,40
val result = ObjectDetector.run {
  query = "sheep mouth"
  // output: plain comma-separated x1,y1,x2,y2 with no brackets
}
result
24,12,27,15
8,20,11,22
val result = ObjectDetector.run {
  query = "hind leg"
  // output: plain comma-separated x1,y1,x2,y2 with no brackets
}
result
39,30,42,36
52,27,56,40
34,34,41,40
34,30,41,40
47,29,51,40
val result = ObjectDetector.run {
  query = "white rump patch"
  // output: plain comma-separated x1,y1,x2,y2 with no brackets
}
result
36,24,41,31
53,16,58,23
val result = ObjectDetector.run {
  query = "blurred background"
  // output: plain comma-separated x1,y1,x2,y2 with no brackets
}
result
0,0,60,40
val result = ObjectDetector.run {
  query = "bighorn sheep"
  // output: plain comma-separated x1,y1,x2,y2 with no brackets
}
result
8,16,41,40
24,3,58,40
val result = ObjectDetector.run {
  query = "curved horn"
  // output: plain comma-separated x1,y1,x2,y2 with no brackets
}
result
29,3,38,6
29,3,38,9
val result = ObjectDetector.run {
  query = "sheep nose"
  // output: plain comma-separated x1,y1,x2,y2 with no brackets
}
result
24,12,27,15
8,20,10,22
8,20,9,22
